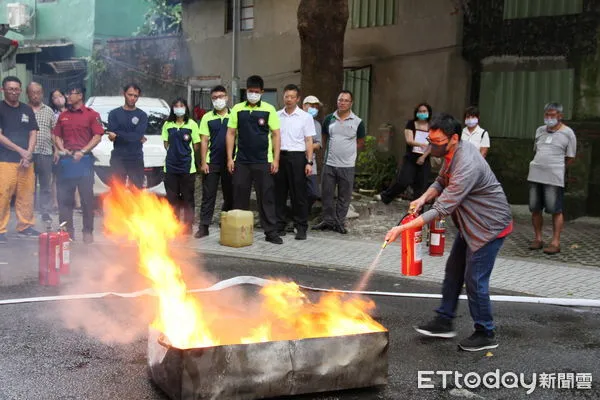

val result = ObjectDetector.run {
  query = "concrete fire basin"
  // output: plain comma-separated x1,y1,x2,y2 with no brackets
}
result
147,328,389,400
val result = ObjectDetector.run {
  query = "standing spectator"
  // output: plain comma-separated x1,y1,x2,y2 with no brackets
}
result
313,90,365,234
385,113,512,352
461,106,490,158
27,82,56,224
527,102,576,255
162,98,200,234
196,85,233,238
226,75,282,244
0,76,39,243
274,84,315,240
49,89,67,121
375,102,432,204
52,83,104,243
107,83,148,189
302,95,322,213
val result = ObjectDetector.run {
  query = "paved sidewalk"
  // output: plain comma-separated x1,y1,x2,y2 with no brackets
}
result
188,228,600,300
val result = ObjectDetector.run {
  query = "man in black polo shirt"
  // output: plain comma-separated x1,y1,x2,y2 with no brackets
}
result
0,76,40,243
196,85,233,238
226,75,282,244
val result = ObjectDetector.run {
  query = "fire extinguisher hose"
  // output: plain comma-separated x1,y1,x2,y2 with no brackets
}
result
0,275,599,308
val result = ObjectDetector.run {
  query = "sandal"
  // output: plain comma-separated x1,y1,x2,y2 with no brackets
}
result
529,239,543,250
543,244,561,254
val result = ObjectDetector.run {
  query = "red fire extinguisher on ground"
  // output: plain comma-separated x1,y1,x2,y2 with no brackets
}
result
400,212,423,276
429,218,446,257
39,223,71,286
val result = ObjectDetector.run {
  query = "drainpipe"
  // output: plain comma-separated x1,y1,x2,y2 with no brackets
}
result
231,0,240,104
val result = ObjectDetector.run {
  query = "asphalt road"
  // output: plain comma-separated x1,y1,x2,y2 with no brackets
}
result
0,239,598,400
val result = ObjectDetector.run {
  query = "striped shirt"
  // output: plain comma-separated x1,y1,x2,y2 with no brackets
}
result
33,104,56,156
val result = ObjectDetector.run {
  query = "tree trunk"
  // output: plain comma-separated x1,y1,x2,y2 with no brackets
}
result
297,0,349,178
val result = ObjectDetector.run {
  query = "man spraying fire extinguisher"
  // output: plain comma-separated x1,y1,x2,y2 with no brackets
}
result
384,113,512,352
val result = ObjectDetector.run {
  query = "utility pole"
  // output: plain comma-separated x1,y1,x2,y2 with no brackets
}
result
231,0,240,104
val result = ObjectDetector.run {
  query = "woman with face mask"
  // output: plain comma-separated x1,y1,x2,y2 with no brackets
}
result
461,106,490,158
49,89,67,122
375,102,433,204
161,98,201,234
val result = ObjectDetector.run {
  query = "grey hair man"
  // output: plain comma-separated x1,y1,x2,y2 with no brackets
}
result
527,102,576,255
27,82,56,223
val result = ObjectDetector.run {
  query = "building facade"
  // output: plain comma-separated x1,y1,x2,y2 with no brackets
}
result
181,0,471,161
464,0,600,216
0,0,149,96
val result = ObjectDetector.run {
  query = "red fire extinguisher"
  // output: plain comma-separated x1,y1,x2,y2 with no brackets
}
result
400,212,423,276
58,222,71,275
429,218,446,257
39,223,71,286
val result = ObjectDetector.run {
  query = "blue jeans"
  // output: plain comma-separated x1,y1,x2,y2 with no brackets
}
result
436,233,505,333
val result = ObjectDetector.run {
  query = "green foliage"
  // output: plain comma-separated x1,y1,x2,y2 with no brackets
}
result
354,136,397,191
136,0,182,36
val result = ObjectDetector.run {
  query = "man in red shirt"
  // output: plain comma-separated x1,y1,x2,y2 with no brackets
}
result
52,84,104,243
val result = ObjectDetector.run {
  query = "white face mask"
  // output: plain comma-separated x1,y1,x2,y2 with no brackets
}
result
246,92,262,104
212,98,227,111
173,107,186,117
465,118,478,128
544,118,559,129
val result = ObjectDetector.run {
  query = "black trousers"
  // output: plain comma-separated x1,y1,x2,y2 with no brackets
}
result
274,151,308,232
33,154,54,215
164,172,195,231
232,163,276,235
110,155,145,189
199,163,233,226
57,172,94,237
381,153,431,203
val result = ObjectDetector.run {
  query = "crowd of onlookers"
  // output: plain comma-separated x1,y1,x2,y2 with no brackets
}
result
0,74,575,254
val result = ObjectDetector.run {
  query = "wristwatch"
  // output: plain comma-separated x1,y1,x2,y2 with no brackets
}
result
306,160,314,166
78,149,87,155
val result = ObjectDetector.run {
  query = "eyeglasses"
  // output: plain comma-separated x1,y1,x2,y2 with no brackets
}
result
67,91,82,96
4,88,21,93
426,137,449,145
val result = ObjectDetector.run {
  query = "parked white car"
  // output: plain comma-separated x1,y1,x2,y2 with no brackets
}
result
85,96,170,196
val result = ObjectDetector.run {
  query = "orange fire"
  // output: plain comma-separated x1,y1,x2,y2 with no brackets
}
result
104,183,385,349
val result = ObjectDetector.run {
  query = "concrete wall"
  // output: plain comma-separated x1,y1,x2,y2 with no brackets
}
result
95,0,149,40
182,0,470,160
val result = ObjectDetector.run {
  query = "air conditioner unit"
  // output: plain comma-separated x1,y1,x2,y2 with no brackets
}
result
7,3,31,30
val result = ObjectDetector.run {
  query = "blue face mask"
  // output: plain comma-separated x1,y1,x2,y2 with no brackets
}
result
307,107,318,118
416,112,429,121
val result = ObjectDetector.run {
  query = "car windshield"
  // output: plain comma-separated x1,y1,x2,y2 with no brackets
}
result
92,107,168,135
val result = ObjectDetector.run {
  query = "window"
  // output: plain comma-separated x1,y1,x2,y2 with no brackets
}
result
478,69,574,139
226,0,254,33
349,0,397,29
503,0,582,19
38,0,57,3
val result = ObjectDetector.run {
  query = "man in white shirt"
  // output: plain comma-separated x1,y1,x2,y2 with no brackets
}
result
527,102,576,255
274,84,315,240
461,106,490,158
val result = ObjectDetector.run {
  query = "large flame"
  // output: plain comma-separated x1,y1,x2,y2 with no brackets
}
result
104,183,385,349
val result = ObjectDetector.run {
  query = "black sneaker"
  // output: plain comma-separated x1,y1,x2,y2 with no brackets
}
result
312,221,334,231
17,227,41,237
0,233,7,243
295,230,307,240
276,230,287,237
194,225,209,238
42,213,52,223
334,224,348,234
265,234,283,245
414,316,457,338
458,330,498,352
